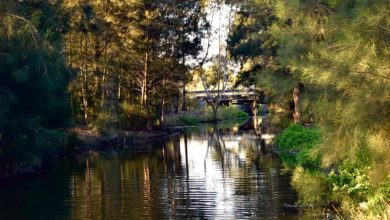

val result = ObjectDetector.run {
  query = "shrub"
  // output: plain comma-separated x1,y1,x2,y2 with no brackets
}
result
328,161,371,199
90,111,119,134
341,178,390,220
179,115,200,126
235,110,249,119
292,166,329,205
164,106,248,126
164,112,201,126
120,102,152,130
202,106,249,121
277,124,322,169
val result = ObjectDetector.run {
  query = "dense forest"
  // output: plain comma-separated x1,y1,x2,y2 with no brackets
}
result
1,0,208,167
0,0,389,219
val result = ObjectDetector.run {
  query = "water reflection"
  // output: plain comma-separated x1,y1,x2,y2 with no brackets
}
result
0,117,308,219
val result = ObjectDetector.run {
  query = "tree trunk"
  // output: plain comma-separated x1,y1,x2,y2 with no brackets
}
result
160,61,167,125
101,28,109,109
181,56,187,111
117,73,121,100
82,71,88,123
212,104,218,121
160,87,165,124
293,83,302,124
174,95,179,114
181,81,187,111
141,52,149,107
80,34,89,123
101,73,105,107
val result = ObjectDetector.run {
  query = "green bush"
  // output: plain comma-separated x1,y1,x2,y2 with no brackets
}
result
179,115,200,126
337,177,390,219
328,161,371,199
235,110,249,119
90,111,119,134
202,106,249,121
164,106,248,127
120,102,152,130
164,113,200,126
292,166,329,205
277,124,322,170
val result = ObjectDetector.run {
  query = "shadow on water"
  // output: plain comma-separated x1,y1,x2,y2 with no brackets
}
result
0,117,313,219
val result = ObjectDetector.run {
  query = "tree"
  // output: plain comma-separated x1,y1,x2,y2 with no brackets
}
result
64,0,208,130
0,0,70,167
265,0,390,212
227,0,276,87
226,0,303,123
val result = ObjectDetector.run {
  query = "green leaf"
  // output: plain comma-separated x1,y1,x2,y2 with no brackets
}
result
12,66,29,83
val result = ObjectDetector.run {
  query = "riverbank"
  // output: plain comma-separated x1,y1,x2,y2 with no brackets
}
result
72,126,180,152
276,123,390,219
0,126,181,182
0,107,250,182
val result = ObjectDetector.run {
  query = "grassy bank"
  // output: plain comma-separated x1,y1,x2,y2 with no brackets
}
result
277,124,389,219
164,106,249,127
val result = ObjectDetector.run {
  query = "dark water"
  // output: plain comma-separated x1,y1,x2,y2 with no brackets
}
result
0,118,312,219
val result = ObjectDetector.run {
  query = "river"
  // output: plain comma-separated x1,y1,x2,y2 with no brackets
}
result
0,117,313,219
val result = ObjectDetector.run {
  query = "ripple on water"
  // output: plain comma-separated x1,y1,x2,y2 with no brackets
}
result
0,119,313,219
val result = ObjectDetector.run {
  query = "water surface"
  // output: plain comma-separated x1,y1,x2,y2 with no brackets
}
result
0,118,310,219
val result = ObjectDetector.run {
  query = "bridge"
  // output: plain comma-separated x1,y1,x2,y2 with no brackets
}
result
187,88,265,115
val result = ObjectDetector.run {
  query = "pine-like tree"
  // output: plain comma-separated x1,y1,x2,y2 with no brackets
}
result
0,0,70,167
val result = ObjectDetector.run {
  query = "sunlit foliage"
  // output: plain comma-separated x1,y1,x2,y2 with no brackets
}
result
64,0,207,130
228,0,390,216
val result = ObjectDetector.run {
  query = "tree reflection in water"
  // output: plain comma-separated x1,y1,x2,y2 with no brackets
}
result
0,117,307,219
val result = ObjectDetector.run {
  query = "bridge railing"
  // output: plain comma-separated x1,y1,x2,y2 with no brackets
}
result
187,89,261,98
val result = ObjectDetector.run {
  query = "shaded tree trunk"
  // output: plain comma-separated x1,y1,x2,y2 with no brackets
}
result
160,52,167,125
293,83,303,124
81,71,88,123
182,81,187,111
181,56,187,111
80,34,89,123
117,73,121,100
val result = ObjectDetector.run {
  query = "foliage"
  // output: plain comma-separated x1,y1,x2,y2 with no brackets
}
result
164,106,249,126
178,115,200,126
226,0,300,122
0,1,70,169
227,0,390,216
90,110,120,134
271,1,390,215
328,161,371,199
64,0,208,126
269,112,291,129
291,166,329,205
202,106,249,122
340,178,390,219
269,0,390,165
120,102,152,130
163,111,201,126
235,111,249,119
277,124,321,170
227,0,277,87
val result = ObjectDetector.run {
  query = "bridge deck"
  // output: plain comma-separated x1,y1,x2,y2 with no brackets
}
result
188,89,262,100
